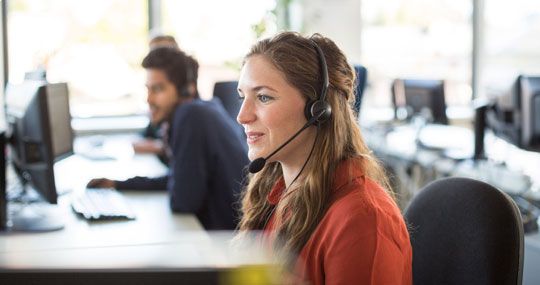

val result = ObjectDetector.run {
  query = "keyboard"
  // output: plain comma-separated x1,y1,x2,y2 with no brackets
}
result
71,188,136,221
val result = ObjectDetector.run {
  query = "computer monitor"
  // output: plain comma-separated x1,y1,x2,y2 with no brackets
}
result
5,81,73,202
474,75,540,159
1,81,73,231
392,79,448,124
483,75,540,152
0,122,5,230
520,76,540,149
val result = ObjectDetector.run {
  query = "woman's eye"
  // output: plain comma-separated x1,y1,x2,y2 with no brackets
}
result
238,95,245,101
257,94,273,103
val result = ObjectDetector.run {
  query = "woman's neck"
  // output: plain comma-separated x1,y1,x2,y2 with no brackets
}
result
280,130,317,188
281,164,304,189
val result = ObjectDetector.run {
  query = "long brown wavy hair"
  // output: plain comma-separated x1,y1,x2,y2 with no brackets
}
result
237,32,392,261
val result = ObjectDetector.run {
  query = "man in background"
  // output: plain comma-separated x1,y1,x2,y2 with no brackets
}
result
132,34,182,161
88,47,248,230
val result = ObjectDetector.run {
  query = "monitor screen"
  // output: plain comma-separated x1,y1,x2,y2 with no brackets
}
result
392,79,448,124
46,83,74,160
520,76,540,150
484,75,540,152
5,81,73,204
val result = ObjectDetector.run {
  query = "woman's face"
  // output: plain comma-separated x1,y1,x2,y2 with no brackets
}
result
237,55,316,164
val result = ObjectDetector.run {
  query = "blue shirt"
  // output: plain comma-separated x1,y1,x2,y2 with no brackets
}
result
116,99,248,230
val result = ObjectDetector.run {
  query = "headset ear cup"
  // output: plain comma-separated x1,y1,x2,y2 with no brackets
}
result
180,86,190,98
311,100,332,124
304,99,315,121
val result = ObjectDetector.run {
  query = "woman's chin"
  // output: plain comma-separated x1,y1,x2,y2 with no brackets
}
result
248,149,265,161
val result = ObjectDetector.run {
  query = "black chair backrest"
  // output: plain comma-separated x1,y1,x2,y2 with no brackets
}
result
353,65,367,116
404,177,524,285
213,81,240,121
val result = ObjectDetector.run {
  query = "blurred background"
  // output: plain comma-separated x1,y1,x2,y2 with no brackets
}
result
3,0,539,119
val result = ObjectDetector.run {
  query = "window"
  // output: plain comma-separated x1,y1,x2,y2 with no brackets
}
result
0,0,5,131
361,0,472,107
8,0,147,117
482,0,540,95
161,0,275,99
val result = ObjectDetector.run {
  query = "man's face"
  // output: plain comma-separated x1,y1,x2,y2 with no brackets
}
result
146,69,179,125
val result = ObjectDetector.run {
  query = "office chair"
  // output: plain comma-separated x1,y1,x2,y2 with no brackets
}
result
353,64,367,116
404,177,524,285
213,81,240,121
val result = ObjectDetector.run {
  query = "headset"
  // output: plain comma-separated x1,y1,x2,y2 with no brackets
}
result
303,40,332,125
180,56,196,98
248,39,332,174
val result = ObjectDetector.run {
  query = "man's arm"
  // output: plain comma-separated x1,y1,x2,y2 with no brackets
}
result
115,175,168,190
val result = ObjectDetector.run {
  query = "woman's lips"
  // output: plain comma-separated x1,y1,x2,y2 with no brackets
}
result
246,132,264,144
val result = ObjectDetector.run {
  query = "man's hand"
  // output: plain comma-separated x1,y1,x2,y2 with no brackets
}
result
132,139,164,154
86,178,116,189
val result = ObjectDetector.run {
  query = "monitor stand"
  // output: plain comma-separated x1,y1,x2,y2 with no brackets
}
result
8,202,64,232
3,181,64,232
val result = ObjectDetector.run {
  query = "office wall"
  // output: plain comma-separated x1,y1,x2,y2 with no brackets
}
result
300,0,362,63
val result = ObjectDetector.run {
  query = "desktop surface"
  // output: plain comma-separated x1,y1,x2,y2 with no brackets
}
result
0,191,203,253
0,229,277,285
0,134,207,266
0,134,279,283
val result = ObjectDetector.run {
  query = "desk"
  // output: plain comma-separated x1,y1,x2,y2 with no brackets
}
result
0,135,277,284
0,226,273,284
1,134,204,258
0,133,279,285
0,191,203,258
0,200,271,284
363,123,464,208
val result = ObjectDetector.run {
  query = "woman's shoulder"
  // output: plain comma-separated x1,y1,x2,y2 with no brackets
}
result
306,179,409,257
323,174,405,238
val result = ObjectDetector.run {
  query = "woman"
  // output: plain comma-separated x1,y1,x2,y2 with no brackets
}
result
236,32,412,284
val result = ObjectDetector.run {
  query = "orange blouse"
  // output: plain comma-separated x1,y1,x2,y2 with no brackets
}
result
264,159,412,285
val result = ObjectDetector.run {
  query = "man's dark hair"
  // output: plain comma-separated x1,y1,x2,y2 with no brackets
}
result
149,34,179,49
142,47,199,98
